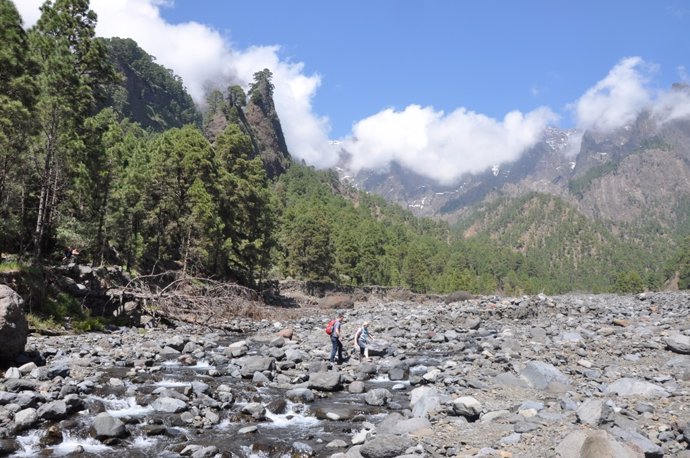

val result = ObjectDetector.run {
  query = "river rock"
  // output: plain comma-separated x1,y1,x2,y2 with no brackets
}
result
239,356,275,378
91,412,128,440
665,333,690,354
519,361,571,390
308,371,342,391
576,399,611,426
409,386,445,418
285,387,315,402
0,285,28,365
4,290,690,457
378,413,432,436
556,429,641,458
151,397,188,413
360,434,415,458
0,439,18,455
37,400,69,421
605,378,669,398
13,407,38,431
451,396,482,420
364,388,391,406
610,426,663,457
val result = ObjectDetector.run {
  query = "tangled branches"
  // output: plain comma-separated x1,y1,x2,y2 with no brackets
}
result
120,273,268,327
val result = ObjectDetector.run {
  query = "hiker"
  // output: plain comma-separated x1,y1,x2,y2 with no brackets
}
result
354,321,373,360
62,246,73,263
329,313,346,364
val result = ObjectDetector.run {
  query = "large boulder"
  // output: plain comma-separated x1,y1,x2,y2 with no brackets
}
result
0,285,28,366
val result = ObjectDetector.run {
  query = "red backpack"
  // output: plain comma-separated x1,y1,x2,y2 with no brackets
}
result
325,319,337,335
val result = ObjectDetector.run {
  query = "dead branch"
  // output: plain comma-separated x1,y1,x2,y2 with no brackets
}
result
115,273,266,329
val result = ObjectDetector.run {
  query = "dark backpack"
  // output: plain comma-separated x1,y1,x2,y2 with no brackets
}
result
325,319,337,335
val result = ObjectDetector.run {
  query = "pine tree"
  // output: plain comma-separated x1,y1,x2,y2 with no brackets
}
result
28,0,116,258
215,124,277,285
0,0,39,255
142,125,217,272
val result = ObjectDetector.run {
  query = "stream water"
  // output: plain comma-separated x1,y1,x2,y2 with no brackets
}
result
10,334,415,457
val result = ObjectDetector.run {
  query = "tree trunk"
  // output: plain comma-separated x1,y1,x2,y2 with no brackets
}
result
95,181,110,266
34,113,59,259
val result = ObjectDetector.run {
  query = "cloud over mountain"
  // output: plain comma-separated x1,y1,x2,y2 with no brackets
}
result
14,2,690,184
341,105,557,185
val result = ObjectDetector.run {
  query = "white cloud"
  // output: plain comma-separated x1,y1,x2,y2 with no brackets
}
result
342,105,557,185
14,3,690,184
571,57,654,132
571,57,690,132
679,65,689,83
14,0,335,166
652,84,690,123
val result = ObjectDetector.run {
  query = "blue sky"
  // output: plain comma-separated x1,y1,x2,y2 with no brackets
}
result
159,1,690,137
15,0,690,184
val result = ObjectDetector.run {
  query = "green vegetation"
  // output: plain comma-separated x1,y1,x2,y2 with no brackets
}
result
568,162,618,197
638,136,672,152
99,37,201,131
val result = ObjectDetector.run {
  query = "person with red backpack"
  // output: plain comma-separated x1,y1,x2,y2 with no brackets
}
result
327,312,346,364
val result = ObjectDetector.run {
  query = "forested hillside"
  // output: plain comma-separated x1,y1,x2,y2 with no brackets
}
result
1,0,688,298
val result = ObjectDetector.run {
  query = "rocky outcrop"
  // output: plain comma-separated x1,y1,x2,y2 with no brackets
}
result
244,69,292,179
0,285,28,365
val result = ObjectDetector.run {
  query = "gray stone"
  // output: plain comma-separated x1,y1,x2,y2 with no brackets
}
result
666,355,690,368
0,285,28,365
37,400,68,421
239,356,275,378
388,360,409,381
13,407,37,431
577,399,611,426
164,335,187,351
308,371,342,391
285,387,315,403
348,381,366,394
378,413,431,436
610,426,663,457
46,361,71,378
19,361,38,375
409,386,445,418
514,420,540,433
556,429,641,458
285,348,306,362
241,402,266,419
665,333,690,354
605,378,669,398
150,397,188,413
359,434,415,458
0,439,18,456
519,361,570,390
500,433,522,445
91,412,128,440
452,396,482,419
3,367,20,379
3,378,38,392
364,388,391,406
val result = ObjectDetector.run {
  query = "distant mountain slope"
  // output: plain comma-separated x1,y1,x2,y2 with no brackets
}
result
338,110,690,232
335,96,690,288
98,37,201,131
